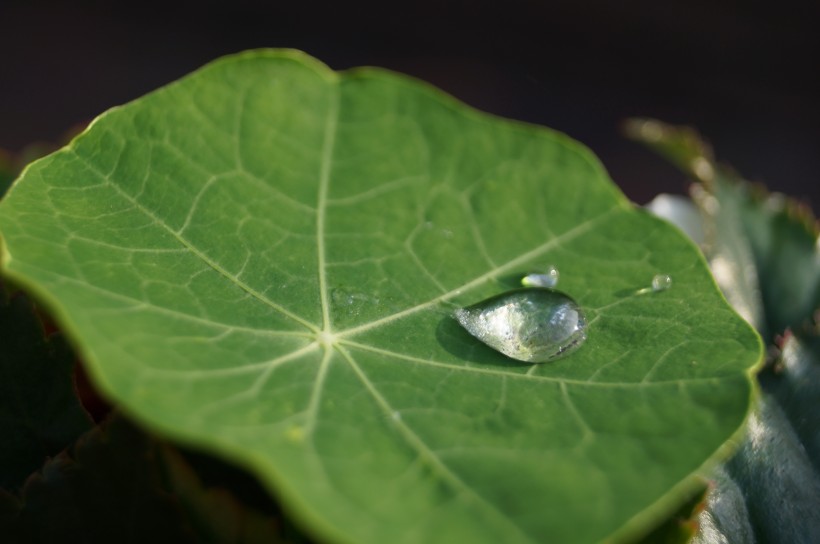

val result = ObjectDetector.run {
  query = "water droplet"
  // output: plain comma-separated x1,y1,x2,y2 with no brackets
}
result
454,288,587,363
633,274,674,295
331,288,380,316
651,274,673,292
332,288,375,306
521,265,559,288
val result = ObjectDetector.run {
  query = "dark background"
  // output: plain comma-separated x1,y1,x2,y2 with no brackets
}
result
2,0,818,209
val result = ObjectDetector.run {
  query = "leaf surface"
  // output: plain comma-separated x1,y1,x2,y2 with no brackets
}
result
0,51,761,544
625,118,820,341
628,118,820,544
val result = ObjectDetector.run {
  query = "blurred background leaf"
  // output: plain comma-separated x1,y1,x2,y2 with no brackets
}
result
630,119,820,544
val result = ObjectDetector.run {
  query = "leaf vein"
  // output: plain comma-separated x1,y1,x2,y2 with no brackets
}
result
337,346,538,544
21,249,312,337
341,340,729,388
316,87,340,333
72,151,319,333
338,207,622,338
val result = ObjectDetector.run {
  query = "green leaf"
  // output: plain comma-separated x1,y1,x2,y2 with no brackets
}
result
0,139,68,200
644,194,705,247
625,118,820,341
699,179,819,341
691,466,754,544
0,287,92,491
712,331,820,544
725,393,820,543
636,483,708,544
0,50,761,544
768,333,820,469
692,333,820,544
627,118,820,544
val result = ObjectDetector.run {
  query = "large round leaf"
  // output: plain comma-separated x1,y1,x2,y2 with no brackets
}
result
0,50,761,543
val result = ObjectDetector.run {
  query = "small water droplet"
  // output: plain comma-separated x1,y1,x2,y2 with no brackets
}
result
331,288,380,316
633,274,674,295
332,288,369,306
521,265,559,288
651,274,673,292
454,288,587,363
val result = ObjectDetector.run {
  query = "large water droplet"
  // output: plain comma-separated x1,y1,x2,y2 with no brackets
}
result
521,265,559,288
454,288,587,363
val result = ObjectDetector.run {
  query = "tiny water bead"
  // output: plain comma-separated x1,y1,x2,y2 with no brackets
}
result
633,274,674,295
454,288,587,363
521,265,560,288
651,274,673,292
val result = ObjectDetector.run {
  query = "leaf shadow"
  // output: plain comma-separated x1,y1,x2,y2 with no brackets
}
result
614,288,640,298
496,272,527,289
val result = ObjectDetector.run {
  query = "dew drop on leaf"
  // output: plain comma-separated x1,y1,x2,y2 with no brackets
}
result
651,274,673,292
331,287,380,316
521,265,560,288
454,288,587,363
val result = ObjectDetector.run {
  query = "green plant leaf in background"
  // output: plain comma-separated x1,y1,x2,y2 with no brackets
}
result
627,118,820,543
0,51,761,543
635,482,709,544
0,127,85,200
625,118,820,342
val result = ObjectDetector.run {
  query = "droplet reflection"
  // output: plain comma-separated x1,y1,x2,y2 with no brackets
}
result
651,274,673,292
634,274,674,295
454,288,587,363
521,265,559,288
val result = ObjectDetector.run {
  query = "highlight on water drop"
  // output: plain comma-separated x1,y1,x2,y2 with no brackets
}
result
634,273,674,295
521,265,559,289
454,287,587,363
651,274,673,292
